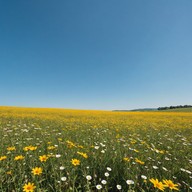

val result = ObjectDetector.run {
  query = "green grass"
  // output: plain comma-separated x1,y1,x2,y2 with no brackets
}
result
0,107,192,191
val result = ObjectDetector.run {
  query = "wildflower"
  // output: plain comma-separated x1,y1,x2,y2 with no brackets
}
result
101,180,107,184
23,146,37,151
47,146,56,150
60,166,65,170
106,167,112,171
134,149,139,153
162,167,168,171
150,178,165,191
39,155,48,162
86,175,92,181
48,154,54,158
0,156,7,161
126,180,134,185
14,155,24,161
180,168,186,172
30,146,37,151
7,146,16,151
123,157,130,162
71,158,80,166
163,179,179,190
141,175,147,180
6,171,12,175
61,177,67,181
32,167,43,175
100,143,105,147
153,165,159,169
96,184,102,190
23,182,36,192
56,154,61,158
66,140,76,148
135,158,145,165
94,146,99,150
159,150,164,154
104,172,109,177
185,170,192,174
116,185,122,190
77,151,88,158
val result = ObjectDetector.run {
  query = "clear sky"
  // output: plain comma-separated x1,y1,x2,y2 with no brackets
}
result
0,0,192,110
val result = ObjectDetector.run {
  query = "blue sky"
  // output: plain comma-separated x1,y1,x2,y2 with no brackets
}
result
0,0,192,110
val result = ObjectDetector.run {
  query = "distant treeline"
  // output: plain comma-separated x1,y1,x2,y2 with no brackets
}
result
158,105,192,110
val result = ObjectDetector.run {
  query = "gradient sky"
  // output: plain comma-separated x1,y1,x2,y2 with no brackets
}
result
0,0,192,110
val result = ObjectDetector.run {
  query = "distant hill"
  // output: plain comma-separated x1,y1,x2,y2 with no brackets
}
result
113,106,192,112
113,108,157,112
129,108,157,111
158,105,192,111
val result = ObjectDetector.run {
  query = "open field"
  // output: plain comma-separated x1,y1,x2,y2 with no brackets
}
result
0,106,192,192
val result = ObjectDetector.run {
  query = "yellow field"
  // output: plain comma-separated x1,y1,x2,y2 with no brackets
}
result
0,106,192,191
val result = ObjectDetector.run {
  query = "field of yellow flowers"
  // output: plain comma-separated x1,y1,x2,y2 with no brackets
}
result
0,106,192,192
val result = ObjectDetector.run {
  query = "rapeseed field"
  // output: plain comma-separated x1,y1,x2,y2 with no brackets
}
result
0,107,192,191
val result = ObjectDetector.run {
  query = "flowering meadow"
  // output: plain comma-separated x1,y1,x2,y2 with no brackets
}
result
0,107,192,192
